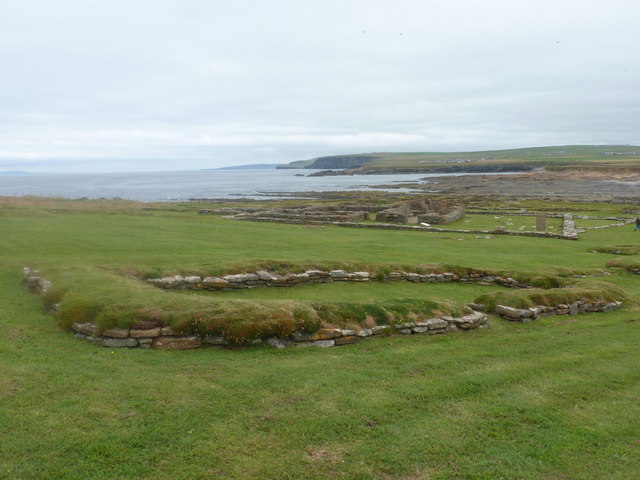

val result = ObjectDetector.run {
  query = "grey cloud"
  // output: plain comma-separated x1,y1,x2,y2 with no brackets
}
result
0,0,639,172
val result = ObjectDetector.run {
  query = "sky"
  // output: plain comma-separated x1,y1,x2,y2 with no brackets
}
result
1,0,639,173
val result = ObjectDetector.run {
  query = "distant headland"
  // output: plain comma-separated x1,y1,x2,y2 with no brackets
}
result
274,145,640,175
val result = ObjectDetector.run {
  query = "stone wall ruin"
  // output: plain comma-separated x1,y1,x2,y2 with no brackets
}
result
22,266,624,350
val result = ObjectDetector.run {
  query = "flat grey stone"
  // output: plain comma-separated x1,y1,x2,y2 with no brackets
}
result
130,328,161,338
602,302,620,312
394,322,415,329
334,336,361,346
291,332,312,342
100,337,138,348
336,329,356,336
72,322,97,336
265,337,290,349
371,325,391,335
425,318,449,330
495,305,532,318
102,328,130,339
203,335,228,345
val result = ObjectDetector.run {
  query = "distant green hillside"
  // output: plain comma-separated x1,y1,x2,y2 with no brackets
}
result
286,145,640,173
276,159,315,169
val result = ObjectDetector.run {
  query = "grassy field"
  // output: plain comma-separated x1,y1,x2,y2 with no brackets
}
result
2,196,640,479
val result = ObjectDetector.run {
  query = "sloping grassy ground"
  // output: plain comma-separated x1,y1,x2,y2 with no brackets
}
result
10,198,626,337
300,145,640,172
474,279,625,312
2,197,640,479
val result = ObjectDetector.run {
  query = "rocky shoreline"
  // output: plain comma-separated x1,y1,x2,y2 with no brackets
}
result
374,171,640,203
307,164,535,177
191,170,640,205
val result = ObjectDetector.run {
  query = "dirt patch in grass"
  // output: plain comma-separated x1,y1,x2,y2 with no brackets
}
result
304,445,346,464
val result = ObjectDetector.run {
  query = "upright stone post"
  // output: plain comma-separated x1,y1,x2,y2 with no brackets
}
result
536,212,546,232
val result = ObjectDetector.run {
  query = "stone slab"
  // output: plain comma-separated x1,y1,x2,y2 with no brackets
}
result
130,327,161,338
101,328,130,339
334,336,361,346
309,328,340,340
152,336,202,350
100,337,138,348
72,322,97,336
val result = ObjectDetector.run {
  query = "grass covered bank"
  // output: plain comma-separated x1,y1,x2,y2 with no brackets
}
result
2,196,640,479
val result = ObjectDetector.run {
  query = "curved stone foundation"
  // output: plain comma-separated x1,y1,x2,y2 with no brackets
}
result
146,269,529,291
22,266,490,349
23,266,624,351
491,301,622,321
71,312,489,350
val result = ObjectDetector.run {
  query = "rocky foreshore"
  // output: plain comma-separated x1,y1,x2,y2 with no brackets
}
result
307,164,536,176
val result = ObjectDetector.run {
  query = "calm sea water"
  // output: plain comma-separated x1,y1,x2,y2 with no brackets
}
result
0,169,453,202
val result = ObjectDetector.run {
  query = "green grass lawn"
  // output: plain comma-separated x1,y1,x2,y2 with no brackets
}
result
450,214,565,233
2,202,627,273
2,197,640,479
447,214,624,234
183,281,506,304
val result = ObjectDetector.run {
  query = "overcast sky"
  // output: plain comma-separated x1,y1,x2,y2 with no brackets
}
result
1,0,639,172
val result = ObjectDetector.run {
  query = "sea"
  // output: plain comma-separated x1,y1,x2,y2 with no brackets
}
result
0,169,460,202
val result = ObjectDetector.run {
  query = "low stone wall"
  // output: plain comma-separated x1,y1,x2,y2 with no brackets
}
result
200,204,384,223
231,217,579,240
22,266,490,350
70,311,489,350
469,211,633,234
146,269,529,291
23,267,52,295
584,220,634,230
487,300,622,322
224,211,634,240
418,207,465,225
234,212,371,222
212,198,467,226
200,205,386,215
470,210,634,222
